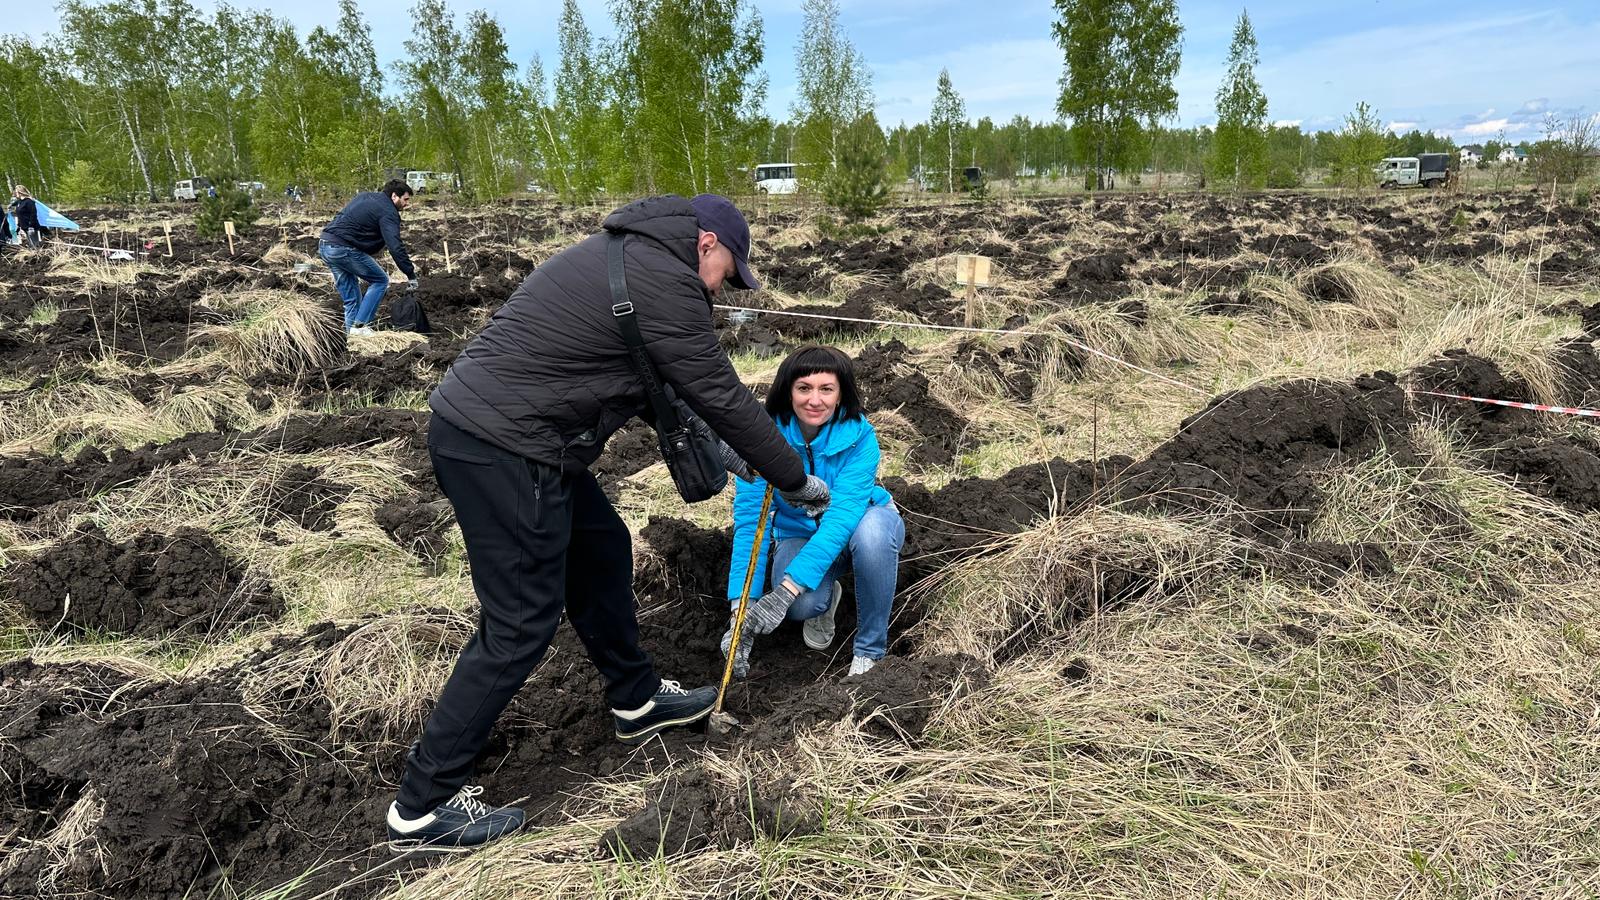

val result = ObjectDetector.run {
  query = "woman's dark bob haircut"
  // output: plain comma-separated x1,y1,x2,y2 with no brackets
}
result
766,345,864,426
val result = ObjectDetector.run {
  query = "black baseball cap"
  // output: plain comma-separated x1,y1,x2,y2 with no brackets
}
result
689,193,759,290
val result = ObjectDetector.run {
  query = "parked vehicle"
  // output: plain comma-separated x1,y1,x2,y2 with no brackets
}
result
235,181,266,194
173,177,212,201
1375,153,1451,188
962,166,984,189
754,163,799,194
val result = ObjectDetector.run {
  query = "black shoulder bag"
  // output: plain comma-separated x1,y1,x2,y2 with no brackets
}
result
607,233,729,503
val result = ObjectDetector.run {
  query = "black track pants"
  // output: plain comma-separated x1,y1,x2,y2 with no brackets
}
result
396,414,659,814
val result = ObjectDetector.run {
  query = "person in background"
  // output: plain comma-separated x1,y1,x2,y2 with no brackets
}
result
9,186,41,248
721,345,904,679
318,178,418,335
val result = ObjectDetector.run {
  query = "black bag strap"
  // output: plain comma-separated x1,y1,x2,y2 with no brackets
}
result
608,233,683,433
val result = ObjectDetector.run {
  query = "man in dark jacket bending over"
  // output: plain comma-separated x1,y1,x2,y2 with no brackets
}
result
387,194,831,855
319,178,418,334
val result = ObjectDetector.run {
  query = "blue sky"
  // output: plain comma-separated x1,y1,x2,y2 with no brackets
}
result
9,0,1598,140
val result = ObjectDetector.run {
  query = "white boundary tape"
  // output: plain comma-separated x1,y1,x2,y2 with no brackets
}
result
1408,388,1600,419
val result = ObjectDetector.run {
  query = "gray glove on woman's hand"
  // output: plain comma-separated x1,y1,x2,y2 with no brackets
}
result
744,579,799,635
779,475,831,518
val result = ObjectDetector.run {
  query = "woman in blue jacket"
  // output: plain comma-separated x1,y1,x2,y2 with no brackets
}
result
722,345,904,678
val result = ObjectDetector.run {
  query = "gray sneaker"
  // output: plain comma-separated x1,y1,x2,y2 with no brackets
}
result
803,582,844,651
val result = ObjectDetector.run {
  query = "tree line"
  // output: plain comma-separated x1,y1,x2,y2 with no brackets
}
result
0,0,1587,207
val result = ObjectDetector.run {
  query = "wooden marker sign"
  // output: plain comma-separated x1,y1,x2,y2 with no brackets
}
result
955,253,992,327
224,220,236,255
163,221,173,256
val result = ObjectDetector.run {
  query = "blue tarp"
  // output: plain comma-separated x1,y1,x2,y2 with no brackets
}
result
35,200,78,230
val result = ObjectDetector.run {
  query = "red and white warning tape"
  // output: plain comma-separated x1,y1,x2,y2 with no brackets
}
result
713,303,1207,394
1408,388,1600,419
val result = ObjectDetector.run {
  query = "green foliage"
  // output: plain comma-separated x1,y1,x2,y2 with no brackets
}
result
544,0,612,199
195,175,259,239
1528,113,1598,186
1053,0,1183,189
1209,11,1268,190
1326,101,1388,189
56,160,110,205
929,69,966,192
610,0,767,195
1265,161,1302,189
822,115,888,221
793,0,872,193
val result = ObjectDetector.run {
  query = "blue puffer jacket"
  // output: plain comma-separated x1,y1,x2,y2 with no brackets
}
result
727,413,893,599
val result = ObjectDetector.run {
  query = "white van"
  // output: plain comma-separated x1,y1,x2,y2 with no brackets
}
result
754,163,799,194
173,177,212,201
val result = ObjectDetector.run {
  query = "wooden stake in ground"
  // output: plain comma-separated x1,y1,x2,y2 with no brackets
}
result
444,239,452,273
224,220,236,256
955,253,992,327
163,222,174,256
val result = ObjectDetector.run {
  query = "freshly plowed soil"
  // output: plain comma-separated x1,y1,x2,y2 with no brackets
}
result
4,195,1600,897
3,525,278,637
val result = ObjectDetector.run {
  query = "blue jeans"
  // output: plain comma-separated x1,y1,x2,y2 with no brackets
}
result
762,503,904,659
319,240,388,329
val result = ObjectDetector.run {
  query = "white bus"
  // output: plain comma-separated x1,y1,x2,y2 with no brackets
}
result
754,163,799,194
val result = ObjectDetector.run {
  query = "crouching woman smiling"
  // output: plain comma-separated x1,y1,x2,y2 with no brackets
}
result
721,345,904,678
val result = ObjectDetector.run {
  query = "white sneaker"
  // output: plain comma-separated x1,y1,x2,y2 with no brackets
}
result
848,655,876,677
349,325,377,337
803,582,844,651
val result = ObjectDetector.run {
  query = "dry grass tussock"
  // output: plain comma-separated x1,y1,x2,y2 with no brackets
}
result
1246,253,1415,329
1034,288,1263,377
0,376,266,455
45,249,151,287
347,330,428,356
242,607,475,759
171,289,344,376
260,241,313,267
1401,259,1585,404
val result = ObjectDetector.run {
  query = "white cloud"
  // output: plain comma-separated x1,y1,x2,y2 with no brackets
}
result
1386,121,1417,133
1273,118,1302,128
1519,97,1549,113
1460,117,1510,136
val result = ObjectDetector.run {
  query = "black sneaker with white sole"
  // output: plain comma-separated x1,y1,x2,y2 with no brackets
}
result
613,679,718,745
387,785,525,855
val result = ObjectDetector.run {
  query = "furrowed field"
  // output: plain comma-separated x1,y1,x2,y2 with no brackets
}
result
2,191,1599,898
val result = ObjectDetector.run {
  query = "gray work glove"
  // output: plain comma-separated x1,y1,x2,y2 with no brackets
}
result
719,579,801,678
690,415,754,482
780,475,831,518
720,620,754,678
404,278,418,293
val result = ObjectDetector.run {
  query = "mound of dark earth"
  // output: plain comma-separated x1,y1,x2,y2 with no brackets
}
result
0,409,428,521
0,547,984,899
264,464,351,531
950,335,1048,402
855,340,970,466
3,525,278,637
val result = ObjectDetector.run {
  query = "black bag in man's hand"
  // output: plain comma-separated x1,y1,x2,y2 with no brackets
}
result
389,287,432,334
607,234,728,503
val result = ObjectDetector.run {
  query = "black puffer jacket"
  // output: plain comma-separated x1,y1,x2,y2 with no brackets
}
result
428,195,806,492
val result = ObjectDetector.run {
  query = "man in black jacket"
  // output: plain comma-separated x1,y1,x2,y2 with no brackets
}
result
387,194,831,855
319,179,418,334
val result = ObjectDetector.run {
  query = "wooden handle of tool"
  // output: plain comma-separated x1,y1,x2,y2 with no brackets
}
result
713,482,775,714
